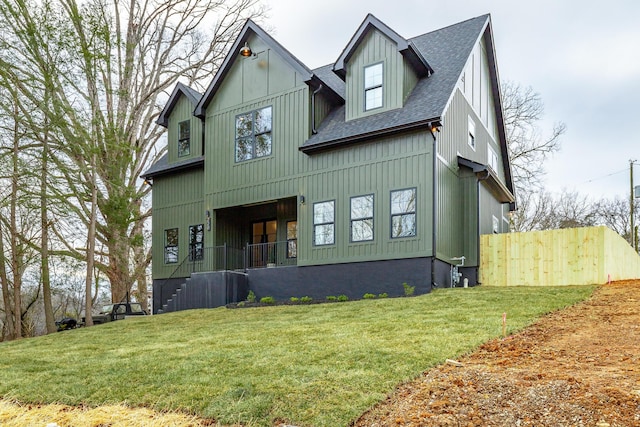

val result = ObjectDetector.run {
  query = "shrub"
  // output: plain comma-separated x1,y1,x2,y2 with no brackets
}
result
403,282,415,297
378,293,388,298
326,295,337,301
260,296,275,304
300,296,313,303
247,290,256,303
363,293,376,299
237,301,245,307
337,295,349,302
290,297,300,303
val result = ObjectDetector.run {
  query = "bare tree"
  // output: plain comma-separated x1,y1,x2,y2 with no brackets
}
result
0,0,267,318
509,190,553,232
593,196,639,247
510,190,598,232
502,80,566,194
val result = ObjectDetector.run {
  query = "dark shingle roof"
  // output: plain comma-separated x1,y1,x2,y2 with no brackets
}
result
301,15,489,152
141,153,204,179
157,82,202,127
333,13,432,80
311,64,346,100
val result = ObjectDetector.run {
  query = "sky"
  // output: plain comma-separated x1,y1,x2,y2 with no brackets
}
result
263,0,640,201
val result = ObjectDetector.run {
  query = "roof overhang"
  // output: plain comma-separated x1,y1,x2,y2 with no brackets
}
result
332,14,432,80
458,156,515,205
156,82,201,127
141,155,204,180
195,20,315,118
300,118,441,154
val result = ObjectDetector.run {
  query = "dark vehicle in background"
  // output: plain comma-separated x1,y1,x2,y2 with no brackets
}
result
55,317,78,331
82,302,148,325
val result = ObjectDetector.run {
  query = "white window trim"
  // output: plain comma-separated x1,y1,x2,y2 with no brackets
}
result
488,145,498,172
364,62,384,111
468,115,476,151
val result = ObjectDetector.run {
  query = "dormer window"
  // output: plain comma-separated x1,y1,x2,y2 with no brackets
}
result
364,63,383,111
178,120,190,157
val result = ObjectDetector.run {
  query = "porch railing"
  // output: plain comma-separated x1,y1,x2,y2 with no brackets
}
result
164,241,296,280
245,240,297,269
166,244,245,278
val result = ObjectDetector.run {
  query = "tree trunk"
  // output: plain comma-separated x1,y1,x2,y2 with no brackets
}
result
0,218,14,340
84,153,97,327
131,198,148,311
41,121,56,334
11,100,22,340
105,230,132,303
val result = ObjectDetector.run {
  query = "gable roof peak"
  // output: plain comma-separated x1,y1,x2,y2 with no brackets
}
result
333,13,432,80
156,82,202,127
194,18,315,118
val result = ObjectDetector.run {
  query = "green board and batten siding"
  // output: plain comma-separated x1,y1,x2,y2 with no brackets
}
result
197,31,435,268
298,133,434,266
345,29,419,121
166,95,203,163
434,89,509,265
151,168,204,278
204,85,309,209
152,20,511,278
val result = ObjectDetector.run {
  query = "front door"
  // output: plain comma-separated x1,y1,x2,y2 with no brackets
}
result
251,220,277,267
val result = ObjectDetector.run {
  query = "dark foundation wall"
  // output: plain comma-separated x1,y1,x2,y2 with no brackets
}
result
432,258,479,288
152,278,186,314
247,257,433,300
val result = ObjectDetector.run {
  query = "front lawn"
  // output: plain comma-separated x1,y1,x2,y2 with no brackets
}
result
0,285,595,426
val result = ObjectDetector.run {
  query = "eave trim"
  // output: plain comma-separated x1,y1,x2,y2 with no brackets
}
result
300,119,438,154
195,20,314,118
458,156,515,204
333,13,432,80
141,156,204,180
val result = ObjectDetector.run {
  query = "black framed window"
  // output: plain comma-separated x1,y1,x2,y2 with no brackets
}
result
364,63,383,110
313,200,335,246
235,106,272,162
189,224,204,261
164,228,178,264
350,194,374,242
178,120,190,157
287,220,297,258
468,115,476,150
391,188,416,238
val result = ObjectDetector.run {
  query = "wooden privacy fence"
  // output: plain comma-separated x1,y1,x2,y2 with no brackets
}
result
480,226,640,286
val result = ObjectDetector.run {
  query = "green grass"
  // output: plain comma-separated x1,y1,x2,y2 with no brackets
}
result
0,285,595,426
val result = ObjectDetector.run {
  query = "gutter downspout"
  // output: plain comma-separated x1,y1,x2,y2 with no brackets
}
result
431,131,438,288
311,84,323,135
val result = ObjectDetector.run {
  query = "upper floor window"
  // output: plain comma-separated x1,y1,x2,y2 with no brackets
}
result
391,188,416,238
178,120,190,157
468,115,476,150
235,106,272,162
364,63,383,111
164,228,179,264
488,145,499,172
313,200,335,246
350,194,374,242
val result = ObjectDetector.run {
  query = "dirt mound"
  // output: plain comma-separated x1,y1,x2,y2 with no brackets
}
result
354,281,640,427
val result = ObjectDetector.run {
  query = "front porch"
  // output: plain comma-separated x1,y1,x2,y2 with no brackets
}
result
165,241,297,278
